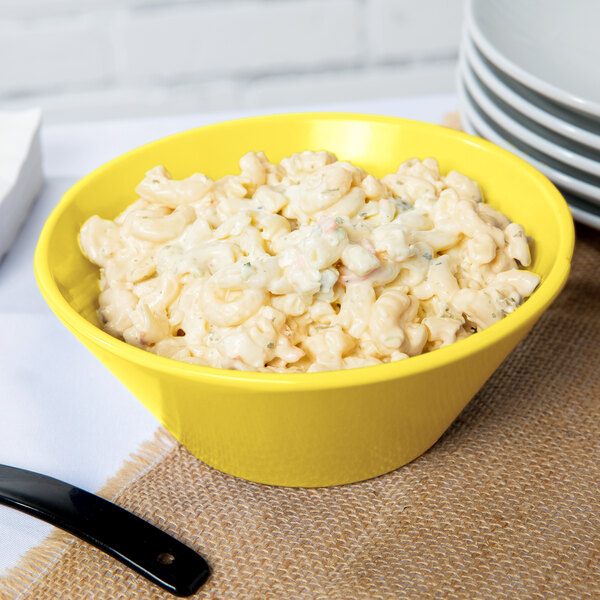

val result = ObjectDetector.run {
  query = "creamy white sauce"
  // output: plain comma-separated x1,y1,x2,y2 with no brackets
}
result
79,151,539,372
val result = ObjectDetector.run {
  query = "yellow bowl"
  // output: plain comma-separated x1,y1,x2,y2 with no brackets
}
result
34,113,574,487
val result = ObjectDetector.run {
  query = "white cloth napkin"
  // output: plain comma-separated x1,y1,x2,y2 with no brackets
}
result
0,108,44,263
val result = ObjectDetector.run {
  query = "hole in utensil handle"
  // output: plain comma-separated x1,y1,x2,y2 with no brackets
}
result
0,465,210,597
157,552,176,565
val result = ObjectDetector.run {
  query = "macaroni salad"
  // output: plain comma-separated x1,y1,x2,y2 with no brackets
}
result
79,151,539,372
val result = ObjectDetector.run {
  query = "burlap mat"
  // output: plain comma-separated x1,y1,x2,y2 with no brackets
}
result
2,223,599,600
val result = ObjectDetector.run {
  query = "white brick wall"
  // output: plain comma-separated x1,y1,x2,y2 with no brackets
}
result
0,15,111,94
243,61,458,108
115,1,362,82
366,0,464,61
0,0,465,123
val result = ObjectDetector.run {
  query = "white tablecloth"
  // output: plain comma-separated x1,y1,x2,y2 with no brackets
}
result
0,93,456,575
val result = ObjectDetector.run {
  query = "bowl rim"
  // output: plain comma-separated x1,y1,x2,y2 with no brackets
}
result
34,112,575,391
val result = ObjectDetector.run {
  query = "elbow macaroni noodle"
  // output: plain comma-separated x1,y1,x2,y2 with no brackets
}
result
79,151,539,372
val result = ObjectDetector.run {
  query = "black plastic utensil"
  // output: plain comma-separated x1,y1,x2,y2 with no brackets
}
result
0,464,210,596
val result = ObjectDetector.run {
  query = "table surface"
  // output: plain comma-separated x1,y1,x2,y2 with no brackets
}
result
0,93,457,576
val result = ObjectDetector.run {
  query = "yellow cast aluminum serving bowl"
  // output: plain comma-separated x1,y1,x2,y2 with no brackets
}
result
34,113,574,487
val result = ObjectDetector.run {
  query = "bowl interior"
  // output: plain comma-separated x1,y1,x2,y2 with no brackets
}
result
39,113,573,371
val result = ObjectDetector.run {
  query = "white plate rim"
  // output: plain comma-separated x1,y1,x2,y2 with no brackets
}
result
459,104,600,231
459,54,600,178
457,76,600,206
462,32,600,150
466,0,600,119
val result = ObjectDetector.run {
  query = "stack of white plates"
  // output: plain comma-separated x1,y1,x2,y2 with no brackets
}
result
458,0,600,229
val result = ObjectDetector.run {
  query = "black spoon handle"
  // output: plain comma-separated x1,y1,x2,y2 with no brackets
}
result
0,464,210,597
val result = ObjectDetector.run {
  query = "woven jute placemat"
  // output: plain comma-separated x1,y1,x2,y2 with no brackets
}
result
1,223,599,600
